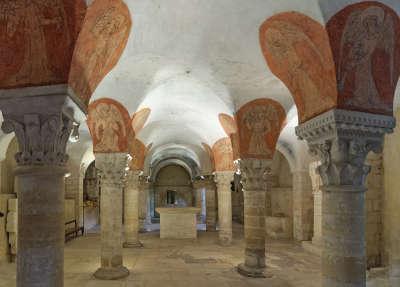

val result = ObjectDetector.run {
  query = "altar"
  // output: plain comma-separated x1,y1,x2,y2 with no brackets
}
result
156,207,201,239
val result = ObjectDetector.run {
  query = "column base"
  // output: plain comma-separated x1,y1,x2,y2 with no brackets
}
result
218,237,232,246
123,241,143,248
237,263,271,278
93,266,130,280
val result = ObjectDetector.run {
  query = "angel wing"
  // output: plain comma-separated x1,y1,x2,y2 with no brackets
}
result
109,105,126,138
380,14,395,85
337,10,363,90
265,106,280,129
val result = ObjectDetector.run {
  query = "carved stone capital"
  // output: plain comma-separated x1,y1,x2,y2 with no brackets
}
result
95,153,130,188
214,171,235,191
237,159,272,191
296,109,395,188
125,170,142,189
0,92,76,166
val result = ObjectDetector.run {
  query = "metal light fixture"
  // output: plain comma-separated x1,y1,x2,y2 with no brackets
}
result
69,122,80,143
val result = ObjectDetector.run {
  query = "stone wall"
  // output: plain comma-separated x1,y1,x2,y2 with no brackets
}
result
383,107,400,273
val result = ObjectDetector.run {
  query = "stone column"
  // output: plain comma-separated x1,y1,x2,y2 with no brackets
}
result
214,171,234,246
123,170,142,248
204,176,217,231
0,88,76,287
237,159,271,278
94,153,130,280
296,109,395,287
292,169,313,241
309,161,322,246
139,177,150,231
193,180,206,224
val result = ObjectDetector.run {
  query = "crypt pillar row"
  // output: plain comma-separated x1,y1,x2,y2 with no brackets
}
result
214,171,234,246
237,159,271,278
123,170,142,248
0,86,77,287
296,109,395,287
94,153,130,280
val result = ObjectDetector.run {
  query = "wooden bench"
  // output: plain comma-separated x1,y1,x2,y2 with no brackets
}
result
65,219,84,242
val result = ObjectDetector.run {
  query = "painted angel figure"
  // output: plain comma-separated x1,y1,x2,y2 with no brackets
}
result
77,7,129,98
338,6,395,108
0,0,69,84
92,103,126,152
264,21,336,121
243,106,277,157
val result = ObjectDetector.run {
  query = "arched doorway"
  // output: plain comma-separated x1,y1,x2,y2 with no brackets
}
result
151,164,193,221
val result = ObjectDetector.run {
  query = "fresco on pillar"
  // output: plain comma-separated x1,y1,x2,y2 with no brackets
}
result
236,99,286,160
218,114,240,160
212,137,235,172
128,139,152,171
129,108,152,171
327,2,400,116
202,143,215,172
0,0,86,88
69,0,132,106
260,12,337,123
87,98,133,153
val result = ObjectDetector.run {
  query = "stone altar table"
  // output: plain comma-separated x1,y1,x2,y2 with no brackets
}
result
156,207,200,239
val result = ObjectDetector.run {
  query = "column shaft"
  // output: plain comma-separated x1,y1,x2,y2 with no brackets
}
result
17,167,66,287
292,170,313,241
322,187,365,286
237,159,271,278
205,179,217,231
215,172,234,246
94,153,129,280
123,171,142,248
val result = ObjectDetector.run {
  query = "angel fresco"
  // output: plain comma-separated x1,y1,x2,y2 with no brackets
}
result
260,13,337,123
242,105,279,157
0,0,72,86
90,103,126,152
337,6,396,109
213,138,234,172
70,0,131,104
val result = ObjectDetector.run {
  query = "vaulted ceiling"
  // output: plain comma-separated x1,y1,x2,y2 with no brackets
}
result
1,0,399,174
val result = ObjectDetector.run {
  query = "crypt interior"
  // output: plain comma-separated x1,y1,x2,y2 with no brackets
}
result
0,0,400,286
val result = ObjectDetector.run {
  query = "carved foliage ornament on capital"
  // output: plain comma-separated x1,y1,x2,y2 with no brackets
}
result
327,1,400,116
2,113,73,166
260,12,337,123
238,159,271,191
69,0,132,105
236,99,286,160
309,138,378,187
0,0,87,88
88,98,133,153
95,153,129,187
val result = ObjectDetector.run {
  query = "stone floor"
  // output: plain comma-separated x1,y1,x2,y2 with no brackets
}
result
0,224,390,286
